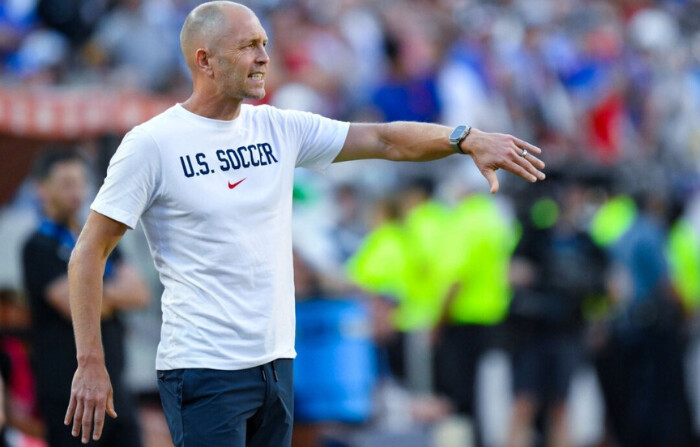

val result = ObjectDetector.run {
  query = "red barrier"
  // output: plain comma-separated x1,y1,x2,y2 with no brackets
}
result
0,87,178,138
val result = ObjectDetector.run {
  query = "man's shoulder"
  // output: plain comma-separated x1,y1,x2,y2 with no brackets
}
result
141,103,177,124
115,109,179,156
126,104,183,142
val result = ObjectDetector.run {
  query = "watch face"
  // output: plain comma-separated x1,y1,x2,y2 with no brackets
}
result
450,125,467,141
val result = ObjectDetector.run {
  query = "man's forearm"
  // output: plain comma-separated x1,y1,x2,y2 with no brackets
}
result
337,122,545,195
373,121,545,193
376,122,528,163
68,246,107,364
377,122,456,162
336,122,458,163
65,212,125,442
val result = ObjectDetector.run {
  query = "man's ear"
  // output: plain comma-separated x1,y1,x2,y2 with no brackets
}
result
195,48,214,78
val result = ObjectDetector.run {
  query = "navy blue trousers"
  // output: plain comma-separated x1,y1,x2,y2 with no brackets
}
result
157,359,294,447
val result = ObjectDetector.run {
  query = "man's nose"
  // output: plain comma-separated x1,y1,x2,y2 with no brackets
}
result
256,46,269,64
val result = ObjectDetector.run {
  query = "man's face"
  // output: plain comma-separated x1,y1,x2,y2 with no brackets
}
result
210,11,270,101
38,160,87,221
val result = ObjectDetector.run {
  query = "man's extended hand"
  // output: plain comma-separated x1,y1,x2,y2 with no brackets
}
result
65,360,117,444
462,129,546,193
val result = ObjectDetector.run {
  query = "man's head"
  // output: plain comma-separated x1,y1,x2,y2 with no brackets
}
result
180,1,269,101
33,149,88,224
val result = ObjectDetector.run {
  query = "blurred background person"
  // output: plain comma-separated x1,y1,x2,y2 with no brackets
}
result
0,287,45,446
432,189,515,447
505,174,608,447
21,149,149,447
590,175,695,447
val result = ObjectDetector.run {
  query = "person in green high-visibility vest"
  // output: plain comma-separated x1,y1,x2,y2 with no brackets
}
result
397,180,454,333
667,217,700,313
432,192,515,447
346,197,407,306
347,181,453,383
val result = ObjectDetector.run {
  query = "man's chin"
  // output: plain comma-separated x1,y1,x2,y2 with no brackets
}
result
246,88,266,101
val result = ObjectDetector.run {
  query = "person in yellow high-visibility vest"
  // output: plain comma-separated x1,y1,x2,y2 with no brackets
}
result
348,187,452,331
347,181,453,384
346,197,406,304
397,185,453,333
433,193,515,447
667,217,700,313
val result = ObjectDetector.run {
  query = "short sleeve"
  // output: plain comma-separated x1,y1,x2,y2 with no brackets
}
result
275,109,349,172
91,127,161,229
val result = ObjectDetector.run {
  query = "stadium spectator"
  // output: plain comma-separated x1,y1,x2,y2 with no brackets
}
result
22,149,149,446
433,191,514,447
590,184,695,447
506,178,608,447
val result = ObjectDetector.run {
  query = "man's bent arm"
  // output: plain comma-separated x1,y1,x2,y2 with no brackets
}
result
65,211,128,444
103,264,150,312
335,122,545,193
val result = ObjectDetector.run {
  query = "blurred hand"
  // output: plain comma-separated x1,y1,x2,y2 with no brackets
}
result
509,258,537,287
65,361,117,444
461,129,546,193
100,300,116,319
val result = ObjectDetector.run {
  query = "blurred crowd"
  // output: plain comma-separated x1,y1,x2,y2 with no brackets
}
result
2,0,699,168
0,0,699,446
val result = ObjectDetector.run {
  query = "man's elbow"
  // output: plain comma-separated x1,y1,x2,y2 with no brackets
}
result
67,244,89,279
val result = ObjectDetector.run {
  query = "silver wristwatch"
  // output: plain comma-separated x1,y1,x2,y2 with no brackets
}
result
449,125,472,154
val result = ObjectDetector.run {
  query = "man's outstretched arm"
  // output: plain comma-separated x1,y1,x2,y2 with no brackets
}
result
335,123,545,193
65,211,128,444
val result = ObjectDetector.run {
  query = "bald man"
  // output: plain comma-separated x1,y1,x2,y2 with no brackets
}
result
65,2,545,446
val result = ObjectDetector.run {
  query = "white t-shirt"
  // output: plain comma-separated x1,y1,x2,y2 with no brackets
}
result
91,103,349,370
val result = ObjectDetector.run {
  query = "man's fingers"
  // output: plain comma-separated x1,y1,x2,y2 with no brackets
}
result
81,400,94,444
71,399,84,437
92,399,107,441
525,153,546,172
482,169,499,194
513,139,546,175
511,149,546,180
65,394,77,425
515,138,542,155
66,364,115,443
106,390,117,419
515,147,546,171
504,160,538,183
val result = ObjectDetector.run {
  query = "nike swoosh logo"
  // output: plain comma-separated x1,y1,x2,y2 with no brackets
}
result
228,178,246,190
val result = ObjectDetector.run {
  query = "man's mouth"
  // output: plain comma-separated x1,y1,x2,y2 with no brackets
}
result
249,73,264,80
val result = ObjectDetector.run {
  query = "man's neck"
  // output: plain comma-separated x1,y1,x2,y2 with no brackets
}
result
181,91,243,121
